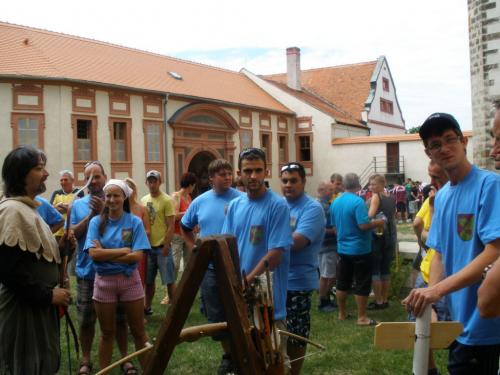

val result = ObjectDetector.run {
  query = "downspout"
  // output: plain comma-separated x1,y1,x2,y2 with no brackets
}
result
163,94,169,191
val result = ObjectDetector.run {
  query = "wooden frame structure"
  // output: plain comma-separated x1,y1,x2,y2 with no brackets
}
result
143,235,278,375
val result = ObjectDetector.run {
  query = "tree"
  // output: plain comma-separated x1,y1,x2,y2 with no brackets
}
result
406,126,420,134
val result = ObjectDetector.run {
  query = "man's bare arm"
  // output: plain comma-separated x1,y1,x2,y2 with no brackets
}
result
291,233,310,251
161,215,175,256
246,249,283,284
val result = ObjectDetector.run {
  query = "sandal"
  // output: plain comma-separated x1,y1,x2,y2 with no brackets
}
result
121,361,139,374
78,361,92,375
357,318,378,326
160,295,170,305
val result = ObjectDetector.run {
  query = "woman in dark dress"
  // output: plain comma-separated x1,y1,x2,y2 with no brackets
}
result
0,146,71,374
367,174,397,310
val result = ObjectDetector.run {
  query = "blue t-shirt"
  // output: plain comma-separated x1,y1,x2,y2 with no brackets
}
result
181,188,243,237
36,196,63,227
222,189,292,320
427,166,500,345
287,194,325,291
70,195,95,279
331,192,371,255
84,212,151,277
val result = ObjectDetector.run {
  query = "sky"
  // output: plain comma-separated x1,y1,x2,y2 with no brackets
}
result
1,0,472,129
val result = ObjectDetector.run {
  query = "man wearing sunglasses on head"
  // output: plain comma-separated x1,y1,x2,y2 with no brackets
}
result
222,148,292,371
280,162,325,375
403,113,500,375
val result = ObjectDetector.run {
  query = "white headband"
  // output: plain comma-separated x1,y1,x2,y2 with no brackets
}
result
103,179,133,198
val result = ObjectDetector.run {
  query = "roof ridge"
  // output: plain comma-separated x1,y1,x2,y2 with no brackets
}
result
0,20,243,76
264,60,378,78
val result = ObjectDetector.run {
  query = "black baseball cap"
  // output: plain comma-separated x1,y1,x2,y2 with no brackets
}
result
419,113,462,141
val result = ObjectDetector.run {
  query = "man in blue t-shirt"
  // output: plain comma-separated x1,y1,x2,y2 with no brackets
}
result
280,162,325,374
69,161,129,375
36,195,63,233
180,159,242,375
222,148,292,368
404,113,500,375
331,173,384,327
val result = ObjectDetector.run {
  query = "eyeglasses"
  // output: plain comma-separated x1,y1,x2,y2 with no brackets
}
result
426,136,461,153
239,147,266,159
280,163,303,173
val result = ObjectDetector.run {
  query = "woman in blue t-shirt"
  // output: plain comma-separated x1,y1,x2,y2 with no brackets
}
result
85,179,151,371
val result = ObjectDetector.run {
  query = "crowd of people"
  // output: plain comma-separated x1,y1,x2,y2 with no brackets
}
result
0,110,498,375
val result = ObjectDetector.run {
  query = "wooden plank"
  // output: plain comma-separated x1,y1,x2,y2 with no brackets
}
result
374,322,463,350
213,237,266,375
143,239,213,375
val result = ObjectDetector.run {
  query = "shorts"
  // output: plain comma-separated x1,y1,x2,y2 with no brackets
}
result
408,200,418,215
171,234,190,274
146,246,175,285
200,268,228,341
76,278,126,327
408,273,451,322
319,251,337,278
286,291,312,348
336,253,372,296
93,268,144,303
396,202,406,213
371,235,395,281
447,340,500,375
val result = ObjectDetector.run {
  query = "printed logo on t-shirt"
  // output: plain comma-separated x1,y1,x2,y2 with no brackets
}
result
250,225,264,245
146,201,156,226
457,214,474,241
290,216,297,231
122,228,133,246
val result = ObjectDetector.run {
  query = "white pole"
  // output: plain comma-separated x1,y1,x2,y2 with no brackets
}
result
412,304,431,375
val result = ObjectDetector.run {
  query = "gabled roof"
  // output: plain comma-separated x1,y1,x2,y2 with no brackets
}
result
264,60,378,124
0,22,292,114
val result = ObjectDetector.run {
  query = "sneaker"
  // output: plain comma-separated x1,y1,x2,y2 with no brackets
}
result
318,303,336,313
144,307,153,316
217,354,235,375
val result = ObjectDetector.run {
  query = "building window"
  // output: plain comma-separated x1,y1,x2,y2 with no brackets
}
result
382,78,390,92
278,134,288,164
143,120,164,173
260,132,272,163
76,119,92,160
113,122,127,161
240,129,253,150
298,135,311,162
11,113,45,149
72,87,96,113
380,99,394,114
144,122,163,162
12,84,43,111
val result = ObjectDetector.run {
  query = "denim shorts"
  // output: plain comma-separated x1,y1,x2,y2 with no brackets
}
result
146,246,175,285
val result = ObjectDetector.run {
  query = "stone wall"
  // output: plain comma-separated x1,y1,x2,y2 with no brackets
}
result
469,0,500,170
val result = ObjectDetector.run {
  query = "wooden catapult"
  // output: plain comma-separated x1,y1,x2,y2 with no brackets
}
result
99,235,299,375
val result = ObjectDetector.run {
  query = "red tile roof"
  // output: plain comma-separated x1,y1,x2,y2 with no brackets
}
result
264,61,378,124
0,22,292,114
331,130,473,145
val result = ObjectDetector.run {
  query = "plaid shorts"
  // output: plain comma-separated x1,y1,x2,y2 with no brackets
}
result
286,290,312,348
76,277,126,328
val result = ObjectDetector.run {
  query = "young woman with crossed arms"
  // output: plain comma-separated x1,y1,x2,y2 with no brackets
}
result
85,179,151,372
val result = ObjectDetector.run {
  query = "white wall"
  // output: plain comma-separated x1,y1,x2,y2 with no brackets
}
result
367,59,405,135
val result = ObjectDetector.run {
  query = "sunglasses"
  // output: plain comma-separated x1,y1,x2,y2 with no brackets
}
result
239,147,266,159
280,163,305,174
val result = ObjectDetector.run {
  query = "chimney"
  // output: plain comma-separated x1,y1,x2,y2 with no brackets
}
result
286,47,301,91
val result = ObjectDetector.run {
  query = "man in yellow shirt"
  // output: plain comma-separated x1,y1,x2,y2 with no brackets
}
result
141,170,175,315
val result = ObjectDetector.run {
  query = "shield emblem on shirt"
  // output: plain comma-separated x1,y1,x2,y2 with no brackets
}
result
457,214,474,241
122,228,133,246
250,225,264,245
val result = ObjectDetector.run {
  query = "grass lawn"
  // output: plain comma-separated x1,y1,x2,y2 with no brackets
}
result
58,271,449,375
